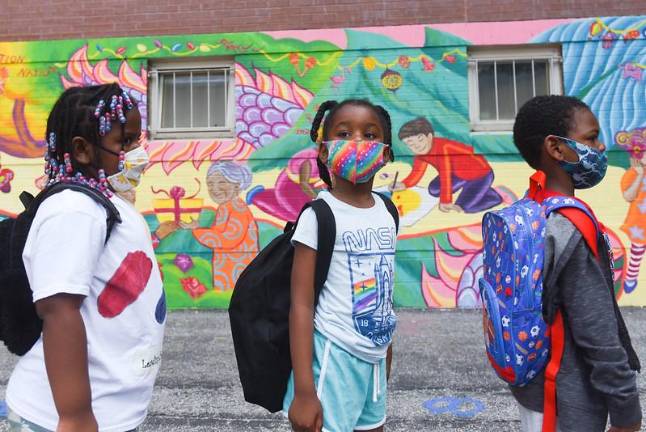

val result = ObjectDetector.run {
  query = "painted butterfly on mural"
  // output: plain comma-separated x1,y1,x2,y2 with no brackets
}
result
0,165,15,193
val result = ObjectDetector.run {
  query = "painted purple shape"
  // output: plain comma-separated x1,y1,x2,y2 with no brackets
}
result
285,107,303,126
243,107,263,123
272,123,290,138
271,97,296,112
249,121,270,138
259,133,275,147
236,120,248,133
239,132,256,146
239,93,258,108
173,253,194,273
257,93,272,109
261,107,284,125
241,85,260,95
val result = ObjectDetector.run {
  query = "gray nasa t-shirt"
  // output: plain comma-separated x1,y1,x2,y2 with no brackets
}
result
292,191,397,363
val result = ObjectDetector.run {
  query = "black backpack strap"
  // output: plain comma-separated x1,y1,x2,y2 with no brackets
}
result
31,183,122,244
374,191,400,233
293,200,336,305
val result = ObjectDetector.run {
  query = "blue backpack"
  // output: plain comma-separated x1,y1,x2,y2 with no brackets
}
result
478,183,599,386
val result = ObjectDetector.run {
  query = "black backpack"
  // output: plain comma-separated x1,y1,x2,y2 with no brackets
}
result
229,193,399,413
0,182,121,355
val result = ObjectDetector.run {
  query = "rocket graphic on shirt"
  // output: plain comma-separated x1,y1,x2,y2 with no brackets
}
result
343,227,396,346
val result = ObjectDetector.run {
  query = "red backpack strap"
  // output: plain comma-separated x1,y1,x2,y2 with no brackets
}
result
542,205,600,432
542,311,565,432
555,207,600,258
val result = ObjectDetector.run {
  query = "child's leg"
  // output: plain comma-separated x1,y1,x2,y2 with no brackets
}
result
283,331,371,432
624,242,646,293
355,358,387,432
517,403,564,432
518,404,543,432
427,175,465,198
454,172,502,213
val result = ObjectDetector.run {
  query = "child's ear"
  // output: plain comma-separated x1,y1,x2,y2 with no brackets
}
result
383,146,394,162
544,135,567,162
71,136,94,165
318,142,328,164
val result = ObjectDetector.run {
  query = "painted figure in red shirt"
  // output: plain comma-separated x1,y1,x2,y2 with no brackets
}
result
394,117,501,213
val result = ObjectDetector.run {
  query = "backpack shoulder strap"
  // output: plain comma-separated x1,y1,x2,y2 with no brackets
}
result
307,199,336,304
33,183,122,244
373,191,400,233
543,197,599,258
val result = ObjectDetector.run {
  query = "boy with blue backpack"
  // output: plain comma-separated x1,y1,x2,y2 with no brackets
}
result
479,95,641,432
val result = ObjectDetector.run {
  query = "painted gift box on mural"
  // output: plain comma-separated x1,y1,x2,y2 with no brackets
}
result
152,183,204,224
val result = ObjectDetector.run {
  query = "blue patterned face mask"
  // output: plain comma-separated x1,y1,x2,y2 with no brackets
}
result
555,136,607,189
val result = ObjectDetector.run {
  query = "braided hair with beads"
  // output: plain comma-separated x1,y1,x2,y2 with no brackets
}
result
309,99,393,188
43,83,135,197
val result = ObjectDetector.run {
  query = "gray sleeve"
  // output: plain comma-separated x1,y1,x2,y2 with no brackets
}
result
555,226,641,427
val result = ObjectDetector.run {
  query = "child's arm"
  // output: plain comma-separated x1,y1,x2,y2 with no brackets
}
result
36,294,98,432
622,166,643,202
386,344,393,381
288,242,323,432
556,235,641,430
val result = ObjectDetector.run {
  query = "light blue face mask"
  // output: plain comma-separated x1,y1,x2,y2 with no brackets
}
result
555,136,607,189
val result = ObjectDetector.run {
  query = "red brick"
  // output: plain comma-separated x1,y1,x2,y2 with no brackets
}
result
0,0,645,41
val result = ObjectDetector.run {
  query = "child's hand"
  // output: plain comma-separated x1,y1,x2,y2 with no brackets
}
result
57,412,98,432
438,203,463,213
389,182,406,192
289,391,323,432
608,421,641,432
179,220,200,230
156,221,179,239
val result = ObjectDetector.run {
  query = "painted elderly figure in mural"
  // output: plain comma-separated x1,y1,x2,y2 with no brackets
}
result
180,161,259,291
246,147,325,222
393,117,502,213
618,128,646,294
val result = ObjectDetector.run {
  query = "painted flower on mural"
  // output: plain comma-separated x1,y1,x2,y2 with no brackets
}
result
602,32,617,49
60,45,148,130
589,21,603,37
235,63,314,149
398,55,410,69
421,57,435,72
381,69,403,92
173,253,194,273
0,67,8,96
616,127,646,158
0,165,15,193
180,277,207,299
363,57,377,71
622,63,643,81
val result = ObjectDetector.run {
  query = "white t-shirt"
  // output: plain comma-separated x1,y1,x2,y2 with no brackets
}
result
6,190,165,432
292,191,397,363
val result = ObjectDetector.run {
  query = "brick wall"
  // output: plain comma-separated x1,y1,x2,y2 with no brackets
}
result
1,0,645,41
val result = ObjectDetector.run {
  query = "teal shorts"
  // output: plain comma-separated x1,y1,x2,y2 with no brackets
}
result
6,409,138,432
283,331,387,432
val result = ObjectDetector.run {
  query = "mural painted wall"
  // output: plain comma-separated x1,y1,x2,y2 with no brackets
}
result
0,16,644,309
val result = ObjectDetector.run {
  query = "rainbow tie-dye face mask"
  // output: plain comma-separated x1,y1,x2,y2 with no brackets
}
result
325,139,387,184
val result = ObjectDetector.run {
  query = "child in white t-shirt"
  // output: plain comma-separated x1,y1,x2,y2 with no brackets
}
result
284,99,398,432
6,84,165,432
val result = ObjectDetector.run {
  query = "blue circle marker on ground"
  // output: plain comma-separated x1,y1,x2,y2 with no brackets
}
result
424,396,485,419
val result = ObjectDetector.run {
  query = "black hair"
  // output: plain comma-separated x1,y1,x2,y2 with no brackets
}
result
513,95,590,169
310,99,393,188
45,83,134,182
